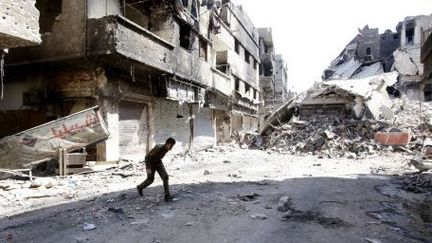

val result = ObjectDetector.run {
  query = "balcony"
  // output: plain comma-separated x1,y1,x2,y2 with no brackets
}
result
87,15,212,87
210,16,233,52
211,68,233,97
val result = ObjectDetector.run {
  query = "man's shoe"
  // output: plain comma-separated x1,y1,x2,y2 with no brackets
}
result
137,186,143,196
165,194,175,202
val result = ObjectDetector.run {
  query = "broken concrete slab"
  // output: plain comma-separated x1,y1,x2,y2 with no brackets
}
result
306,72,398,121
393,49,419,76
352,62,384,79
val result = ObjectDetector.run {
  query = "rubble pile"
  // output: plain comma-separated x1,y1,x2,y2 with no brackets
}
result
261,100,432,159
263,118,386,158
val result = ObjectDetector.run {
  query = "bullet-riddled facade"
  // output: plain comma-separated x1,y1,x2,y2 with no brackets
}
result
0,0,263,163
0,0,41,49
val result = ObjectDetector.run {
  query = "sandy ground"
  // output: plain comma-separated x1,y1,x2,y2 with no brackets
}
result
0,146,431,243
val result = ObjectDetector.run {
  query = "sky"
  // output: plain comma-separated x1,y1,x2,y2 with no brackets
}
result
235,0,432,92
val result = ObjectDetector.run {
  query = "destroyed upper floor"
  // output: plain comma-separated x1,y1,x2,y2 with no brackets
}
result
5,0,261,100
323,15,432,92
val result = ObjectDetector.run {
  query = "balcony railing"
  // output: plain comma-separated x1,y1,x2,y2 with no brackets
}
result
216,64,230,74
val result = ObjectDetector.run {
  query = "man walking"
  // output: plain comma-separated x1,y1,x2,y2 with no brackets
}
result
137,138,176,202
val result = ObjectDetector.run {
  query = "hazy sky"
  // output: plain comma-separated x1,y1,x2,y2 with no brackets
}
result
235,0,432,92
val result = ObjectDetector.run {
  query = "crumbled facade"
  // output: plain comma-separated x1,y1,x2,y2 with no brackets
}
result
0,0,41,49
323,15,432,101
323,25,399,81
0,0,264,163
395,15,432,100
258,28,289,118
258,28,276,113
274,54,289,107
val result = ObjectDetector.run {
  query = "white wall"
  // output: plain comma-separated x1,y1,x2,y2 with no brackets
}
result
153,99,191,155
87,0,121,19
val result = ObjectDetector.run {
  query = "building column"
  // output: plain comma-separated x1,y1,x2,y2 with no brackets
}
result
401,22,407,47
414,25,422,45
97,98,120,162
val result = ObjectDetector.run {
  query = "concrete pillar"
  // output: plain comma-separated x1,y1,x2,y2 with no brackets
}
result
105,100,120,161
97,98,120,162
414,25,422,45
401,23,407,47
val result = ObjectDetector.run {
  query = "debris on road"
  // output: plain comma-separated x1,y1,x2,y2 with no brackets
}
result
410,159,432,173
185,222,199,226
238,193,260,202
107,207,125,214
82,223,96,231
249,214,268,220
277,196,291,212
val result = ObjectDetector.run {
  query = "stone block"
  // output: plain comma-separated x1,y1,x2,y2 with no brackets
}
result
374,132,412,146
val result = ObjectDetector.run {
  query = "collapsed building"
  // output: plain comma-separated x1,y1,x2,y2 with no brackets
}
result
255,15,432,159
323,15,432,101
0,0,270,166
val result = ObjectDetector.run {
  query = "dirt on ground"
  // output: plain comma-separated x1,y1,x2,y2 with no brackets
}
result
0,146,431,243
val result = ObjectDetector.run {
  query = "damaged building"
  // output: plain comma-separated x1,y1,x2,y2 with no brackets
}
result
258,28,289,116
323,25,399,81
323,15,432,101
0,0,264,165
0,0,41,49
0,0,41,99
396,15,432,100
421,27,432,101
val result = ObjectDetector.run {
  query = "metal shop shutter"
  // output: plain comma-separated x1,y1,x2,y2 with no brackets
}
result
119,101,149,162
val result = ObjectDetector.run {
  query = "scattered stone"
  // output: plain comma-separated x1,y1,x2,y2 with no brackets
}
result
107,207,124,214
277,196,291,212
130,218,150,225
410,159,432,172
82,223,96,231
203,170,211,175
30,181,43,189
112,172,135,178
160,212,174,219
361,238,382,243
347,153,357,159
185,222,199,226
249,214,267,220
238,193,260,201
223,160,231,164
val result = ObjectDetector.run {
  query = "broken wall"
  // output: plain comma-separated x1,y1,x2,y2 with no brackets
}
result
0,0,41,48
8,0,87,63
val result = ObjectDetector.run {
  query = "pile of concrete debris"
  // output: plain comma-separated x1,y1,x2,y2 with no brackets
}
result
264,119,384,159
253,72,432,159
